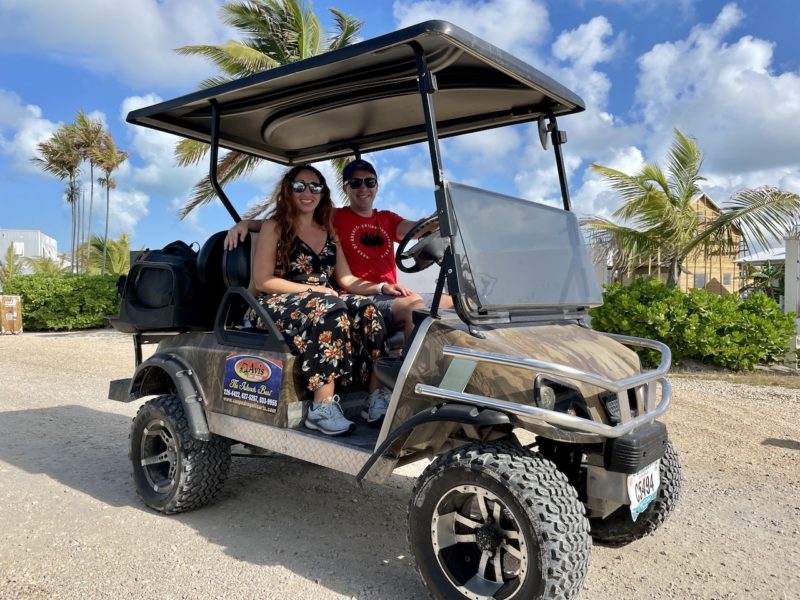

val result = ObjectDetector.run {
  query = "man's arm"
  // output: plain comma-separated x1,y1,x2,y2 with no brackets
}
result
396,215,442,241
395,219,418,240
224,219,264,251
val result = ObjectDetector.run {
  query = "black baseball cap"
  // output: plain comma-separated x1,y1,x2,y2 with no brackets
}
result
342,159,377,181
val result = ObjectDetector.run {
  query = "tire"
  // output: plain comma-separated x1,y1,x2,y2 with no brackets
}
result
129,395,231,514
408,441,591,600
589,439,682,547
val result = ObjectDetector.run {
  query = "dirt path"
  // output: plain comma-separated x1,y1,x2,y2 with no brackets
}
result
0,331,798,599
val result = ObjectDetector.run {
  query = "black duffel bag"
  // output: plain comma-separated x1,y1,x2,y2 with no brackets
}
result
118,240,213,331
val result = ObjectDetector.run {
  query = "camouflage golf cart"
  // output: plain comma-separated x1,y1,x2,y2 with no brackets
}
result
109,20,681,600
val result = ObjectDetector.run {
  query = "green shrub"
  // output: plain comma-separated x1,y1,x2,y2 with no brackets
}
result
4,273,120,331
590,277,796,370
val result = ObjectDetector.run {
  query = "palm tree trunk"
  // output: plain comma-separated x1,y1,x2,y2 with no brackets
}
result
81,189,86,273
87,163,94,274
101,186,109,276
70,200,76,273
70,175,78,273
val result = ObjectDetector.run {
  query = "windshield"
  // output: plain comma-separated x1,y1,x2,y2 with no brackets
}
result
447,182,602,319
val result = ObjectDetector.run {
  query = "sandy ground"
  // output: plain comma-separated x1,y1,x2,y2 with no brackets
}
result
0,329,798,600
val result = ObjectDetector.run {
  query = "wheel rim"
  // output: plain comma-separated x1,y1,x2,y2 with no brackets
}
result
431,484,528,600
139,419,178,494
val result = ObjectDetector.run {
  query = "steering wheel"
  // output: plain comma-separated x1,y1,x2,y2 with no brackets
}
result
396,214,446,273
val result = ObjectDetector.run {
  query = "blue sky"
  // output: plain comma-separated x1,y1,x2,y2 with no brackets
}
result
1,0,799,257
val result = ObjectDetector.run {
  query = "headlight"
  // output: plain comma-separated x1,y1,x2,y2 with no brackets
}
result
533,374,588,417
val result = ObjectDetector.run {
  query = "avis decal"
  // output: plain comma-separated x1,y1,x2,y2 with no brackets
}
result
222,354,283,413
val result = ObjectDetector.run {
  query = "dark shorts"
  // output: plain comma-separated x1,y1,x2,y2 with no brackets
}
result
373,293,435,336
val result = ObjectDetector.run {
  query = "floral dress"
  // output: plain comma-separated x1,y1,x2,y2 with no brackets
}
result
250,236,387,392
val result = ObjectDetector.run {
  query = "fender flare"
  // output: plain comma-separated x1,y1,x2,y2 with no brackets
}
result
130,352,210,441
356,403,513,484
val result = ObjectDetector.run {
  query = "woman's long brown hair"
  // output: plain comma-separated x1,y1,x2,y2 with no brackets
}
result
266,165,335,273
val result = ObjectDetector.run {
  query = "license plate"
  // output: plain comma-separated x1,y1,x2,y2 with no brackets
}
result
627,460,660,521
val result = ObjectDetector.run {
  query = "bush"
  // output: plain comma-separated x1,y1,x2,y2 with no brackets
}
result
4,273,120,331
590,277,796,370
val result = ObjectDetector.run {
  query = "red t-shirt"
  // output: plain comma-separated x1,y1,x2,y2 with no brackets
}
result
333,207,405,284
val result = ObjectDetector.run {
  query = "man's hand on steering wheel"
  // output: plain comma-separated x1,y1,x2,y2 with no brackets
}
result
395,214,444,273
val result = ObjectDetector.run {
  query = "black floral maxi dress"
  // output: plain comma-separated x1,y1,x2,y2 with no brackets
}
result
250,236,387,393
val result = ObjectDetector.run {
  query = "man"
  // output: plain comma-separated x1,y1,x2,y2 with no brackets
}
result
225,158,450,340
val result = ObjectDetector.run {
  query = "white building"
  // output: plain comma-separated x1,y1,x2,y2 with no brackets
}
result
0,229,59,262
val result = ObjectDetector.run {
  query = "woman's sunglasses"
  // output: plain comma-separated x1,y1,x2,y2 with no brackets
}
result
345,177,378,189
291,180,325,194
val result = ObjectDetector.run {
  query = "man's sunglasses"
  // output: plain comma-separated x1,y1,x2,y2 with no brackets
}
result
345,177,378,189
291,180,325,194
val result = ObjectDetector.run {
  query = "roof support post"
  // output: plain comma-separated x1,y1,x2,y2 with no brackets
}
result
409,41,453,318
209,99,242,222
549,114,573,212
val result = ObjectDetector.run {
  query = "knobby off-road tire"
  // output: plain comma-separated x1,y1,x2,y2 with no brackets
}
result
408,441,591,600
129,394,231,514
589,439,682,547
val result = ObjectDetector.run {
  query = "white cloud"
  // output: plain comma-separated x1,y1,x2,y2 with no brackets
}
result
635,3,800,179
0,89,58,174
393,0,549,60
553,16,623,71
107,189,150,238
0,0,228,89
120,94,204,199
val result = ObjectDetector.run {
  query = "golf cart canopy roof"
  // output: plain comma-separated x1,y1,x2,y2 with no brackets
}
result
127,20,585,165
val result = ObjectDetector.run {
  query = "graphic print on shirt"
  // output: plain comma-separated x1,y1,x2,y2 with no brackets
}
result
347,222,393,261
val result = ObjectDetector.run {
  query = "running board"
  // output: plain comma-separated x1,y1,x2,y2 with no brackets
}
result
205,411,398,483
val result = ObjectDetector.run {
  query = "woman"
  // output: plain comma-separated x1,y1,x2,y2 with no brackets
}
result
249,165,390,436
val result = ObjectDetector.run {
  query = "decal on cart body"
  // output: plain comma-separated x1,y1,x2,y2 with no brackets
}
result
222,354,283,413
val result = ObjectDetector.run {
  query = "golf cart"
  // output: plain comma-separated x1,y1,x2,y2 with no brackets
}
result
109,20,681,600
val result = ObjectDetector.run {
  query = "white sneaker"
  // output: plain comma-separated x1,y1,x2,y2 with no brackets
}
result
362,388,391,424
304,396,355,435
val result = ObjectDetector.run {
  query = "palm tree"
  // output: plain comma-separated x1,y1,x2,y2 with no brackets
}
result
0,246,25,291
25,255,70,275
89,234,131,276
92,133,130,275
32,125,82,271
174,0,362,218
583,129,800,287
73,112,105,273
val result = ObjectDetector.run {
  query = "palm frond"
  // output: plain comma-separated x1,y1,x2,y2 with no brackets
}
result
685,186,800,256
582,216,667,271
175,139,211,168
327,8,363,49
175,41,280,76
665,129,704,204
197,75,236,89
179,151,262,218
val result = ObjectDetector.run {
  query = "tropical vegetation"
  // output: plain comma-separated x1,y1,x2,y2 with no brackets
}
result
3,273,119,331
591,277,795,370
88,234,131,276
174,0,363,218
739,261,784,301
583,129,800,287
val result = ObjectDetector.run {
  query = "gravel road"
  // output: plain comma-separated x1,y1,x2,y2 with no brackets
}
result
1,330,798,599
